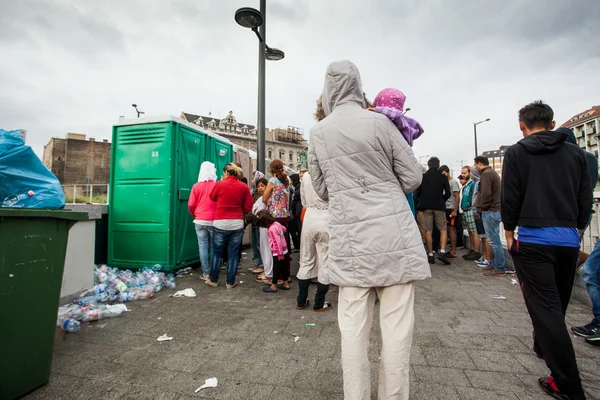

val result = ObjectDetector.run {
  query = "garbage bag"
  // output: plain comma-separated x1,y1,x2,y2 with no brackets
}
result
0,129,66,208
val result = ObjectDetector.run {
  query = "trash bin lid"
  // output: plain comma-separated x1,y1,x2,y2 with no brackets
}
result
0,208,88,220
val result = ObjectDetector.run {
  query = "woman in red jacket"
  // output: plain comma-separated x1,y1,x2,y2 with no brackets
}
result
206,163,253,289
188,161,217,281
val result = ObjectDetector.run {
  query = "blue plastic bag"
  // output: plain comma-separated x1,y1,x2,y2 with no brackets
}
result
0,129,66,208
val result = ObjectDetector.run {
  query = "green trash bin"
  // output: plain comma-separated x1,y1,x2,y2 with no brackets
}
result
0,208,88,400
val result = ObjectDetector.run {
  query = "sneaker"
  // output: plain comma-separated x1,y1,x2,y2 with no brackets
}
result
477,260,491,268
315,302,333,312
297,300,310,310
474,257,486,264
462,249,475,259
205,280,218,288
226,282,238,289
428,255,435,264
464,251,482,261
585,331,600,345
504,268,516,274
437,253,451,265
538,377,570,399
484,268,505,277
571,322,600,338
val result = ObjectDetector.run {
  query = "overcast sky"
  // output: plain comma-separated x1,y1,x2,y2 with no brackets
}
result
2,0,599,174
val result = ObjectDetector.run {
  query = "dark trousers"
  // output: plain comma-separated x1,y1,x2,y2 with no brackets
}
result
288,216,301,250
511,241,585,399
275,218,291,280
456,212,464,248
272,255,290,283
297,279,329,309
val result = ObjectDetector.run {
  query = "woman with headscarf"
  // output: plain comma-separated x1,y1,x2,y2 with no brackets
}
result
205,163,253,289
188,161,217,281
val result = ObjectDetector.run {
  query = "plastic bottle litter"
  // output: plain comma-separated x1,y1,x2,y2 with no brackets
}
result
304,323,316,327
2,190,35,208
164,274,176,289
175,267,193,276
57,317,81,333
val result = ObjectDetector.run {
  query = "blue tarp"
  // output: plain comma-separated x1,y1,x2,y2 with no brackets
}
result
0,129,66,208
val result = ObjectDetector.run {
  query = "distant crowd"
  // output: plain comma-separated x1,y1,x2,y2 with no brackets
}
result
187,60,598,400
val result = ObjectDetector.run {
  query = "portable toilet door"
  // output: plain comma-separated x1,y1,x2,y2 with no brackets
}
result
172,124,206,267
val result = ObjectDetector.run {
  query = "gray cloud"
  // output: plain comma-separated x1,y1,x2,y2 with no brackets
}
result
1,0,599,172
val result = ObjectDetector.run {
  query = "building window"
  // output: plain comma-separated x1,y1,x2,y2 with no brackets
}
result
289,152,293,161
268,150,272,159
279,150,285,159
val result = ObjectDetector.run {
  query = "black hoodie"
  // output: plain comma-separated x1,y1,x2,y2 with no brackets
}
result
501,130,592,232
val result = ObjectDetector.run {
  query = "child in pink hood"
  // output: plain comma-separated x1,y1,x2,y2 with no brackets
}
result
371,88,424,147
255,209,290,293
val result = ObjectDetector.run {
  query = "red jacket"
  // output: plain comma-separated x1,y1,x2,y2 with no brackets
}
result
209,176,253,220
188,181,216,221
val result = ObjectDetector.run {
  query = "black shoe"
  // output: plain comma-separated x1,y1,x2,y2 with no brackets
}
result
428,255,435,264
538,377,570,399
571,322,600,338
463,251,482,261
585,331,600,345
437,253,451,265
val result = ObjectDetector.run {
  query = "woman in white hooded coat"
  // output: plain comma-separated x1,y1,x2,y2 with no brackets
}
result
308,60,430,400
296,171,332,311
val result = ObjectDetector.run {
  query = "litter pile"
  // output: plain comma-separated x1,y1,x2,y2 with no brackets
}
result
56,265,177,332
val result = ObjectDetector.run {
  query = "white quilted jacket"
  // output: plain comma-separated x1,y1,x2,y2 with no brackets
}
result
308,60,430,287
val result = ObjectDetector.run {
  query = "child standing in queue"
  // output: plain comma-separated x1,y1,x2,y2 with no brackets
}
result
255,209,290,293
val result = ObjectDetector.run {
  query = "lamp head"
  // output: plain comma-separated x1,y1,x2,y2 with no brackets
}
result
235,7,264,29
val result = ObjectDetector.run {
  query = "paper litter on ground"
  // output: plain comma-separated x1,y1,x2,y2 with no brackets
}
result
489,295,506,300
195,377,218,392
294,336,300,342
304,323,316,327
171,288,196,298
157,334,173,341
511,279,518,285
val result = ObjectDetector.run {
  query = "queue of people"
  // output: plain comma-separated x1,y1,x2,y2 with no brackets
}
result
186,61,598,399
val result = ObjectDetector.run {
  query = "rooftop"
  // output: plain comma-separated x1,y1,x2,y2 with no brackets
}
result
561,106,600,128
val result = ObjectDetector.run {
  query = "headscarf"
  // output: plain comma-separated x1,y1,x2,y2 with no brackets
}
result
198,161,217,182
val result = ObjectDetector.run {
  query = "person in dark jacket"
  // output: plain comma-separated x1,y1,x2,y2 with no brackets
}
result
475,155,504,276
415,157,451,264
502,101,592,400
562,126,600,345
288,173,302,251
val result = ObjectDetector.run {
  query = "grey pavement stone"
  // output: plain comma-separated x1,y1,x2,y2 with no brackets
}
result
410,382,461,399
20,249,600,400
413,366,471,387
467,350,530,373
456,387,519,399
421,347,477,369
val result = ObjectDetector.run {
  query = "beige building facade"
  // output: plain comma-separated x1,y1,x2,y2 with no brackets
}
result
181,111,307,171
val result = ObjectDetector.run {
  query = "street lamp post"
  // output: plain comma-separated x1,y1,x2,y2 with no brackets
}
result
473,118,491,157
132,104,144,118
235,2,285,174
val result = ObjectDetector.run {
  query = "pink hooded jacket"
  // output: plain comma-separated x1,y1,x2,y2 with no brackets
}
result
267,221,288,258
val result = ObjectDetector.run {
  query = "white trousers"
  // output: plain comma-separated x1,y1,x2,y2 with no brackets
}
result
297,207,329,283
259,227,273,278
338,283,415,400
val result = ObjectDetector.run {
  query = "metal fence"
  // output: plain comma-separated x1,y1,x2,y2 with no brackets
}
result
62,184,109,205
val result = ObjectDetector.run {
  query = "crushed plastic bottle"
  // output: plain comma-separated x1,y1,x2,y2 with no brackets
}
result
164,273,176,289
57,317,81,333
175,267,193,276
2,190,35,208
76,295,99,306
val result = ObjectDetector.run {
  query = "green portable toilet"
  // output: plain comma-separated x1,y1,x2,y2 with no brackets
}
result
108,116,233,271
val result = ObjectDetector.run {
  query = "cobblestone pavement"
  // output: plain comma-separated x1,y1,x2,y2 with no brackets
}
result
25,249,600,399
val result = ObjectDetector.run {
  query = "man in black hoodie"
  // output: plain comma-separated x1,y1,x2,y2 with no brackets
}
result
415,157,451,265
502,101,592,400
